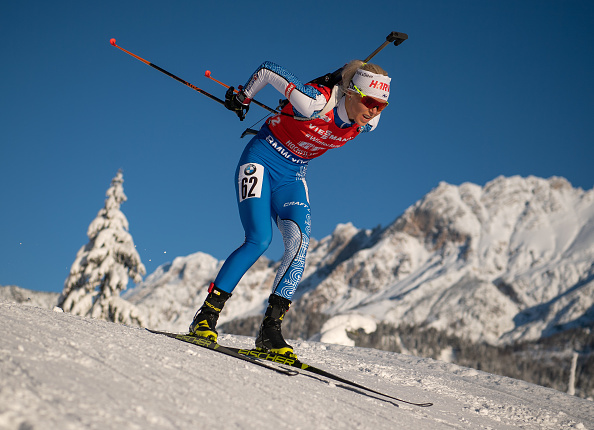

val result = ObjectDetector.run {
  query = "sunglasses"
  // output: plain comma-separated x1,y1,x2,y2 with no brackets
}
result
352,85,389,112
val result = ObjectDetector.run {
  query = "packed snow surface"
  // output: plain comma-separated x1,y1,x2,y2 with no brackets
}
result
1,302,592,430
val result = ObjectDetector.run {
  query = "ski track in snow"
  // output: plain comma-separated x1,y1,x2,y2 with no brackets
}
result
0,302,592,430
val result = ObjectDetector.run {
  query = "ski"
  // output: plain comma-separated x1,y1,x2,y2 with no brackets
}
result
147,329,298,376
229,347,433,408
148,329,432,407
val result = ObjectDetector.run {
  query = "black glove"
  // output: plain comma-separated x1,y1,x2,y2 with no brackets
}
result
224,86,250,121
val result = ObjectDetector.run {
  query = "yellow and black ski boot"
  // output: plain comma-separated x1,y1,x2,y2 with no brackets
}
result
255,294,296,358
189,283,232,342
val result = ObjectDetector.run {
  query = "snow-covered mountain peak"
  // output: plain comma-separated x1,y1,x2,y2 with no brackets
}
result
297,175,594,344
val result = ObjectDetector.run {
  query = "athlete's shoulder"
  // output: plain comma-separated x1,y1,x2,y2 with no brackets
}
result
307,83,333,101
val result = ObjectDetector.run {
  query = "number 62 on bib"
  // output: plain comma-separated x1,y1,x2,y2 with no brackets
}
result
238,163,264,202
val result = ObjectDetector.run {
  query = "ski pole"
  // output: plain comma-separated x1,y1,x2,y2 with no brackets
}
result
363,31,408,63
109,38,226,107
204,70,279,114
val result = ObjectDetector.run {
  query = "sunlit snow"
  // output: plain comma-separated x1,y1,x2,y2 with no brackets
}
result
1,302,592,430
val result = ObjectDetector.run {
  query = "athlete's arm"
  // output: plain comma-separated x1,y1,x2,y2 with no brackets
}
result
242,61,329,118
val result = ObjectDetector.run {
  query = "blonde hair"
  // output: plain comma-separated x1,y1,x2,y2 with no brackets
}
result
340,60,388,93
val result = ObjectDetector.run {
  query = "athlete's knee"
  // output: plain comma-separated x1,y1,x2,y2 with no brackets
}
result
272,219,309,300
277,218,310,271
276,219,301,249
244,232,273,256
278,213,310,244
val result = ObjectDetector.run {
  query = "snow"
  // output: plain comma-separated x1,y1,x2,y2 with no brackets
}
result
316,314,377,346
1,301,592,430
60,170,145,323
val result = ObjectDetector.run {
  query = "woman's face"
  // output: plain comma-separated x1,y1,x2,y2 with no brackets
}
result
344,91,382,127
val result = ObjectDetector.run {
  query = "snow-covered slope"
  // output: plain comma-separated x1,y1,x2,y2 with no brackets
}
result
1,301,592,430
0,285,58,309
125,175,594,347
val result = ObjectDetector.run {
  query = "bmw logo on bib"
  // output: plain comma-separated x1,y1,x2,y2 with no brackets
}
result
244,164,257,175
238,163,264,202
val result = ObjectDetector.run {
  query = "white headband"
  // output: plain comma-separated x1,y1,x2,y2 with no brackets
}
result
349,68,391,101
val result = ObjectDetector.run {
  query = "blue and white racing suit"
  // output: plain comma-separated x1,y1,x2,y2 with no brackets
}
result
213,61,381,300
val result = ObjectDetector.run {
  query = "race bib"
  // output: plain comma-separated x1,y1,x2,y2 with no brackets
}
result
238,163,264,202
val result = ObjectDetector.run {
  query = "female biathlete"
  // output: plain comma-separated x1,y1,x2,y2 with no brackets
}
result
189,59,391,357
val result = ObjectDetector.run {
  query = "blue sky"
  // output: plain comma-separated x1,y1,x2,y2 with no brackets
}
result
1,1,593,294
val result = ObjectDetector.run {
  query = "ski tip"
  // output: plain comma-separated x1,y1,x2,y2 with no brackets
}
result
109,38,116,46
205,70,211,77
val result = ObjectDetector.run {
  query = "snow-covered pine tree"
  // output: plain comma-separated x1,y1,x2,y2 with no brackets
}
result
58,170,146,325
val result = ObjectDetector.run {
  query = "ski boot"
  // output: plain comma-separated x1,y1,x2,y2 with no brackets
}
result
189,283,232,342
255,294,296,358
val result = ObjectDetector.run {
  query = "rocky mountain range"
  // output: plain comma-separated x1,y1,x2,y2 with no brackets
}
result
123,175,594,348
